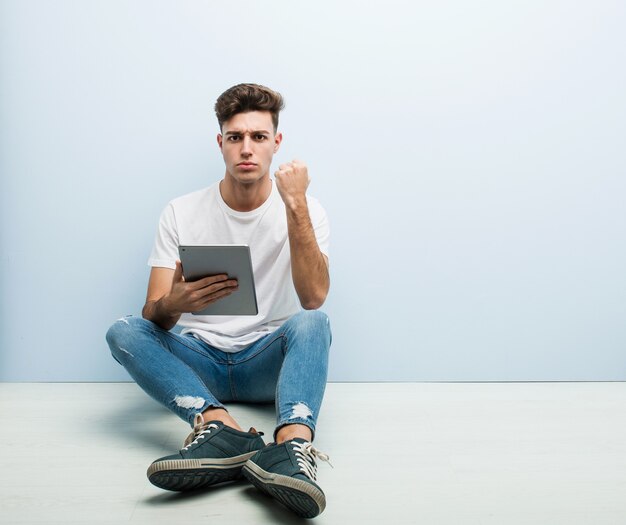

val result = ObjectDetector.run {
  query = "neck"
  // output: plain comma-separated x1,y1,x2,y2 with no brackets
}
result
219,174,272,212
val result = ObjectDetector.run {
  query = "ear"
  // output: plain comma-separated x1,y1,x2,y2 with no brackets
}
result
217,133,223,151
274,132,283,153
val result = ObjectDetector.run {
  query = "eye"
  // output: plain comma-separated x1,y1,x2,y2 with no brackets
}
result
254,134,268,141
227,135,241,142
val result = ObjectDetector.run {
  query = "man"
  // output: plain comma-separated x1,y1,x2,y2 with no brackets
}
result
106,83,332,519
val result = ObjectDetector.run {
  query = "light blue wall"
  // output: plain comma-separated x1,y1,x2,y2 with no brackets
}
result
1,1,625,381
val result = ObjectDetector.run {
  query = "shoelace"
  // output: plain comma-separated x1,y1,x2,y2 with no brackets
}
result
291,440,333,481
182,414,219,450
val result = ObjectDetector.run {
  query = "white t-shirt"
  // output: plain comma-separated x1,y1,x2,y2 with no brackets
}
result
148,180,330,352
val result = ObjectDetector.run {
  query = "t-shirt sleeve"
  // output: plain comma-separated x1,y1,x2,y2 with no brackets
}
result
147,203,179,269
307,196,330,259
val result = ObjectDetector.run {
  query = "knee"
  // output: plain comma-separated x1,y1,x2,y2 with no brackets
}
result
290,310,332,346
105,316,149,359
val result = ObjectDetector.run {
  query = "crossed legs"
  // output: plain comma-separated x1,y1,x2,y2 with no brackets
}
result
105,310,331,441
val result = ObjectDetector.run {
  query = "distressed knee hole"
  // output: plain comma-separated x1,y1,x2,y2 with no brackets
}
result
289,402,313,420
173,395,206,410
116,316,130,325
118,347,134,358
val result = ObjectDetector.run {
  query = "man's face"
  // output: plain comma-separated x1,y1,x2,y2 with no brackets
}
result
217,110,282,185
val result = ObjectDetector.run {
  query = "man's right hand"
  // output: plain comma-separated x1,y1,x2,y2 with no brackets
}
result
142,262,238,330
162,261,238,316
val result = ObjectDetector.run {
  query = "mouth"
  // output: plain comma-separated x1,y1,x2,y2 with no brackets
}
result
237,162,257,167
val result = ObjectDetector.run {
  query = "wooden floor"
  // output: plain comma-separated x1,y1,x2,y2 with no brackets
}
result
1,382,626,524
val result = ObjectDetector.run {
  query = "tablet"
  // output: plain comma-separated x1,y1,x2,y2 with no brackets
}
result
178,245,258,316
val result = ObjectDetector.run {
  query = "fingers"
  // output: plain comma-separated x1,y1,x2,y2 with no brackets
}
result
182,273,234,289
188,275,238,299
198,277,238,296
195,273,232,288
274,159,310,207
187,279,239,313
168,266,239,314
278,159,304,171
191,287,236,313
275,161,309,182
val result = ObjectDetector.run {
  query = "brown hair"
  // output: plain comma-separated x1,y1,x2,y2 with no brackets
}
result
214,83,284,132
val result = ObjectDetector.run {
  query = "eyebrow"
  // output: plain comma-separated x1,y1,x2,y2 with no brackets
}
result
224,129,271,136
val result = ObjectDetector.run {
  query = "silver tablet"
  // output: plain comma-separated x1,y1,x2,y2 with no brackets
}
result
178,245,258,316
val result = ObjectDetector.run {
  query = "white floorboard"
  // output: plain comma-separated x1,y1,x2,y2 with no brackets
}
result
1,382,626,524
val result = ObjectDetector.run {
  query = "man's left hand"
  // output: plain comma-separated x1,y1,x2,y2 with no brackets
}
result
275,159,310,209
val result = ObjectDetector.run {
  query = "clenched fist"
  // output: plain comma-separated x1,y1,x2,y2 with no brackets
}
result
275,159,310,209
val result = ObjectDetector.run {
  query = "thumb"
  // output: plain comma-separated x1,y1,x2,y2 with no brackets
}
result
173,260,184,283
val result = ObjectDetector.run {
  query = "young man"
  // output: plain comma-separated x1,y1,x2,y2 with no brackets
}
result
106,84,332,519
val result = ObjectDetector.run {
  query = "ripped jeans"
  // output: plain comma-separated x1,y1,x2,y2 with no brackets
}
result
105,310,331,440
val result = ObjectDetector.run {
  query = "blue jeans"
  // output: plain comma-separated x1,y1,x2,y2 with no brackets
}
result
105,310,331,439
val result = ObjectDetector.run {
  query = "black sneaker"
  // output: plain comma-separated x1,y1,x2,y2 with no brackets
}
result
242,438,331,518
147,415,265,491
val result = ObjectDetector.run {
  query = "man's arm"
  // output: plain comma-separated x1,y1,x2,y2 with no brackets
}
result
142,262,239,330
275,160,330,310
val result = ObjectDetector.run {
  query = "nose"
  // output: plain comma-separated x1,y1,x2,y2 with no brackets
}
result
241,135,253,156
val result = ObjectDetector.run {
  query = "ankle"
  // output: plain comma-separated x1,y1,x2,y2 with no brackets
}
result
201,407,243,431
276,423,313,444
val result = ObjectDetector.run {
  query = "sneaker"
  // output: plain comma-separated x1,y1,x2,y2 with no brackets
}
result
242,438,331,518
147,414,265,491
